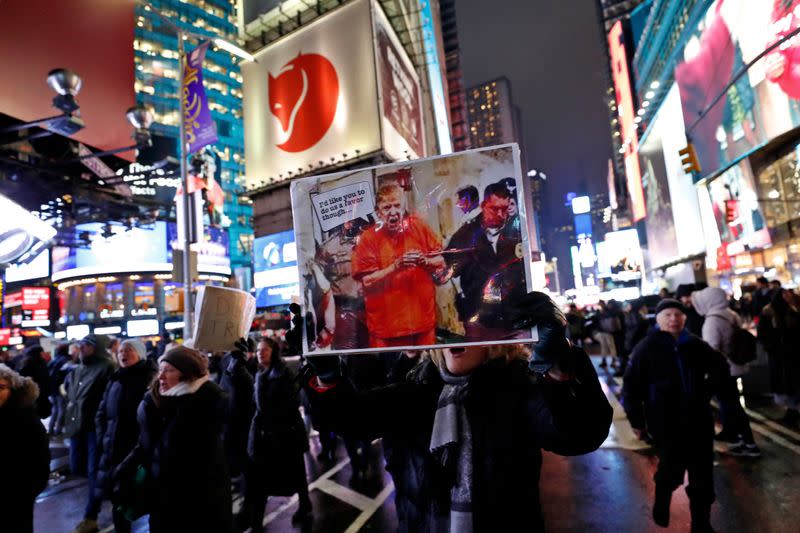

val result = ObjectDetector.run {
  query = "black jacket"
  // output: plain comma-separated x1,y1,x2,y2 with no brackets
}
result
64,353,115,437
622,330,729,445
303,347,611,532
444,214,526,328
94,360,156,500
249,359,307,450
0,374,50,533
219,351,255,476
17,347,51,419
127,379,232,533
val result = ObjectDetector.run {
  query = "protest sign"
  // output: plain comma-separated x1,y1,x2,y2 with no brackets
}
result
192,285,256,352
290,143,536,355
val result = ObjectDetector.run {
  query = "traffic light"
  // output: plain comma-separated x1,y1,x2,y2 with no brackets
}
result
679,143,701,174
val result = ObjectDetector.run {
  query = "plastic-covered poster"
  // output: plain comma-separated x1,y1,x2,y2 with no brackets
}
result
290,144,535,355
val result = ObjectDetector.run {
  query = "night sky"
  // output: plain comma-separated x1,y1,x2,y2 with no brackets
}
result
456,0,614,236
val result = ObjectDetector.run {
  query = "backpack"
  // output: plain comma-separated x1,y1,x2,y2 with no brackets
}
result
729,326,757,365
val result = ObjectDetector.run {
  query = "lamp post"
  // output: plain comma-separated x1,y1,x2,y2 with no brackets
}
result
139,0,255,341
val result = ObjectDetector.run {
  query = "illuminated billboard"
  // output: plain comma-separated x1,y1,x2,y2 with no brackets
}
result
676,0,800,180
242,0,382,187
608,21,646,222
3,249,49,284
253,230,300,308
241,0,426,186
596,229,644,279
639,84,705,269
52,222,230,282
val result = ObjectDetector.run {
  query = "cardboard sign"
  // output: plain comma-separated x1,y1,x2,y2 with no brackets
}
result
290,143,536,355
192,285,256,352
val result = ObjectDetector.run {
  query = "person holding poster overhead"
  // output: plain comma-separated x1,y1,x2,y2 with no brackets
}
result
300,291,612,532
351,184,446,348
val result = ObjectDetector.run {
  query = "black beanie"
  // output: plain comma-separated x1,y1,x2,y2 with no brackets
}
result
160,346,208,380
656,298,686,315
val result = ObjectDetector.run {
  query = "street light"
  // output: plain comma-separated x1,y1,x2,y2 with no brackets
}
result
0,67,84,138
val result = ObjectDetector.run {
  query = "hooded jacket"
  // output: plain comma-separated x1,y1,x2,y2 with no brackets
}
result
692,287,747,376
17,345,51,419
0,365,51,533
64,336,115,438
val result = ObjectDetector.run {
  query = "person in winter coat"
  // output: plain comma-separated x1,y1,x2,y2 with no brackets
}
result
302,292,612,532
240,337,311,531
692,287,760,456
0,364,51,533
64,334,115,533
17,344,51,419
219,338,255,478
77,339,155,533
47,343,73,435
676,284,704,336
593,300,621,369
118,346,232,533
757,288,800,427
622,299,730,532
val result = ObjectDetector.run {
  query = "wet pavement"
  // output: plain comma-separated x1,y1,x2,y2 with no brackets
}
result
35,356,800,532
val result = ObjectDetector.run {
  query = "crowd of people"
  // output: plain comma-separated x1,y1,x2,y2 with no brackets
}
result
0,291,615,533
2,278,797,532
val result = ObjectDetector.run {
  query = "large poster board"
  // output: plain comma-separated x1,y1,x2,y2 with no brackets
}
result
290,144,534,354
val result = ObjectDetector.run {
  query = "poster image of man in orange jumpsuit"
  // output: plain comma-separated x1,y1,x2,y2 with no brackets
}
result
351,183,446,348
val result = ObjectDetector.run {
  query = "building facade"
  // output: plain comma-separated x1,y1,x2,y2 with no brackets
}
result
608,0,800,293
135,0,253,270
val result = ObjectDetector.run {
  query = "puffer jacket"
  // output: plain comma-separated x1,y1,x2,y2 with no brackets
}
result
64,337,115,438
623,329,730,445
0,366,51,533
94,360,156,500
693,287,748,376
302,347,611,532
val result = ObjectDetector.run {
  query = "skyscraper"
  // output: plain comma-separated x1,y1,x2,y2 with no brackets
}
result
134,0,252,270
466,77,521,148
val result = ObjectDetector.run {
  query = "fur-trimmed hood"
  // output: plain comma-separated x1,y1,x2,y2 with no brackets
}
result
0,363,40,409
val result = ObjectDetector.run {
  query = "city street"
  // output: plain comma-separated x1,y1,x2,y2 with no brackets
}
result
34,357,800,533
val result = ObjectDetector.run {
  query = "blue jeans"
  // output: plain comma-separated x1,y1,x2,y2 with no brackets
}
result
70,429,102,520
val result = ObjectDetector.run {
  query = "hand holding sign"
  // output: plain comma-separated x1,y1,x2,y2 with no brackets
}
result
193,286,257,352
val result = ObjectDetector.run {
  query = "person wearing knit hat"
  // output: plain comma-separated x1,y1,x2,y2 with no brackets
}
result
159,346,209,385
86,338,157,533
655,298,686,316
623,294,731,531
117,345,232,532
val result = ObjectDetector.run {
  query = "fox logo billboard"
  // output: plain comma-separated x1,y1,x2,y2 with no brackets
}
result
269,53,339,153
242,0,419,189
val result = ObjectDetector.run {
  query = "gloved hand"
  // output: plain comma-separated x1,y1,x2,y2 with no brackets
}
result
509,291,570,371
306,355,342,384
233,337,249,354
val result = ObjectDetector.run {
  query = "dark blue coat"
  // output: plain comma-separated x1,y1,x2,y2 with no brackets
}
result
94,360,155,500
622,330,730,444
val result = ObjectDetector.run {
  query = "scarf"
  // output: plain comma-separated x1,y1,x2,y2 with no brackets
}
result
429,366,473,533
160,374,209,397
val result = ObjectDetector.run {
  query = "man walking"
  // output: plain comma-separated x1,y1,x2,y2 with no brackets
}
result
622,299,730,532
65,334,115,533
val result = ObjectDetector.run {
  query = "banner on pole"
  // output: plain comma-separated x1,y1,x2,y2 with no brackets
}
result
182,41,217,154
